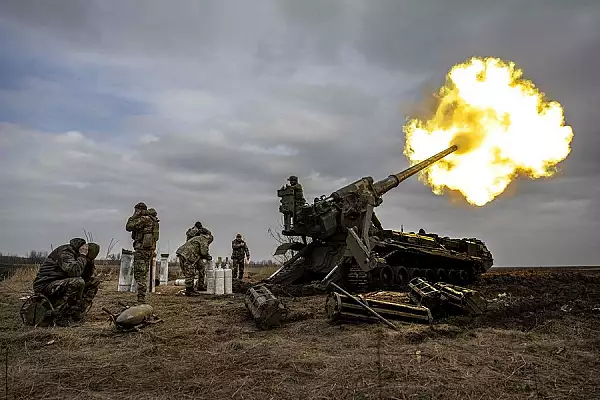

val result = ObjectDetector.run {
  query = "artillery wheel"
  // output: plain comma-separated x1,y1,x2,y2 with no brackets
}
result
448,270,459,283
378,265,394,289
20,294,56,327
408,268,421,280
394,267,409,286
424,269,436,283
436,269,448,282
464,266,477,284
457,270,469,285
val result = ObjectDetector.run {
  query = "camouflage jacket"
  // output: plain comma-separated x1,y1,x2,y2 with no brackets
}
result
150,216,159,245
176,234,212,264
292,183,305,204
278,183,306,212
186,226,212,241
81,260,96,282
126,212,154,250
231,239,250,260
33,239,88,292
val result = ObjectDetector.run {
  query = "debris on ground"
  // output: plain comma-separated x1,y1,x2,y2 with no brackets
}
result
560,304,572,312
325,291,433,325
487,292,512,307
102,302,163,332
326,277,488,327
244,284,288,329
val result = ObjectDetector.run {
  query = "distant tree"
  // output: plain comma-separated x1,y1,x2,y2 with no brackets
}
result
28,250,48,264
105,238,118,259
268,218,308,264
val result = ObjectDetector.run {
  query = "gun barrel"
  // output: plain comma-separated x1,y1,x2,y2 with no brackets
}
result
372,145,457,196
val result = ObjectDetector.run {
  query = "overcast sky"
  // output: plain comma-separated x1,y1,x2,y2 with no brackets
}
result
1,0,599,266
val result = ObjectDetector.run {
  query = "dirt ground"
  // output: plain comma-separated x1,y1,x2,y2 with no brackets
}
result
1,267,600,400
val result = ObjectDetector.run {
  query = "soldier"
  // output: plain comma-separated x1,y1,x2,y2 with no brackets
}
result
148,208,160,288
125,202,154,303
231,233,250,280
186,221,211,241
277,175,306,232
176,233,213,296
148,208,160,247
185,221,212,290
32,238,101,326
196,231,213,291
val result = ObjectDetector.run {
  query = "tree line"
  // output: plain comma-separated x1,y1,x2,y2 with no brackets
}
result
0,251,279,268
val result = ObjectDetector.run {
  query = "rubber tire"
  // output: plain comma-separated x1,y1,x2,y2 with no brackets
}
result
379,266,394,289
436,269,448,283
395,267,409,286
424,269,436,283
409,268,420,280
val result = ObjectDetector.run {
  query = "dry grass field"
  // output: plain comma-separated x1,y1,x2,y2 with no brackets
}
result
1,265,599,399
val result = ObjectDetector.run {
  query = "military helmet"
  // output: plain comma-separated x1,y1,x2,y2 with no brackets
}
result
148,208,157,216
87,243,100,260
195,221,203,228
134,202,147,210
288,175,298,182
236,233,242,238
69,238,87,251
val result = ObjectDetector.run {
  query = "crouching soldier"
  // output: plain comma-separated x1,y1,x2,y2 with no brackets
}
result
176,232,213,296
32,238,101,326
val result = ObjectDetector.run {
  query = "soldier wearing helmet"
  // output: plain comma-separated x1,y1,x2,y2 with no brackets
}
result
32,238,101,326
125,202,154,303
277,176,306,233
185,221,213,291
176,232,213,296
186,221,212,241
231,233,250,280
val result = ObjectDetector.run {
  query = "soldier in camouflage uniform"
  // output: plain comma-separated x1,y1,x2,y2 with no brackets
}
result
125,202,154,303
185,221,212,290
148,208,160,287
148,208,160,247
231,233,250,280
32,238,101,326
186,221,211,241
176,233,213,296
277,175,306,232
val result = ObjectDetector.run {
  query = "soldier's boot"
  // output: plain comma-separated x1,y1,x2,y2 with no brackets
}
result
185,287,201,297
71,301,85,322
55,315,74,327
55,306,81,327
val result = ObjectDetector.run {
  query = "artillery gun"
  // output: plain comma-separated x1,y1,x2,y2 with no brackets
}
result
267,145,493,292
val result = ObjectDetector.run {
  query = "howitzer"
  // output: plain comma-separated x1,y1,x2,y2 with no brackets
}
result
267,145,494,292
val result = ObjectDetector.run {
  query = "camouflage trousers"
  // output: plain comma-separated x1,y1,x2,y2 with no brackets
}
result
232,258,245,279
178,255,197,290
195,260,206,291
133,248,152,302
39,277,100,320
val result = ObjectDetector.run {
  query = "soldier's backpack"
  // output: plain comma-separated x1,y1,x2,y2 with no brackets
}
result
20,294,57,327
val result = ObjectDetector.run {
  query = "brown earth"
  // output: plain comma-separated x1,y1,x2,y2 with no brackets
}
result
1,267,599,399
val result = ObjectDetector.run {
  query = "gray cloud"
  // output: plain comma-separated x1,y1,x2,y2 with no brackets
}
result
0,1,598,265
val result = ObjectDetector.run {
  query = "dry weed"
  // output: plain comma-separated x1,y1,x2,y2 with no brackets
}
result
0,269,599,399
